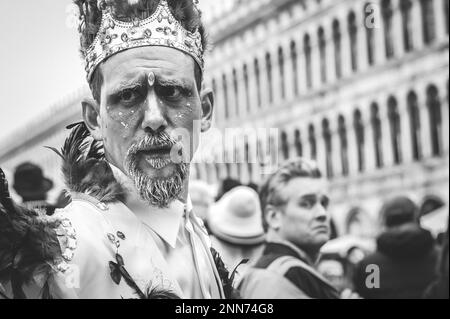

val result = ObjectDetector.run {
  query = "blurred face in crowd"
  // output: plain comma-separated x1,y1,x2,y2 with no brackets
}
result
268,177,331,255
83,47,214,207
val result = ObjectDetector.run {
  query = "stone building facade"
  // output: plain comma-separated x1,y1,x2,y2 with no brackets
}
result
0,0,448,235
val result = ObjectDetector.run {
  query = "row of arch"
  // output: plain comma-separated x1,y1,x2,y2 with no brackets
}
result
209,0,449,122
281,84,447,178
193,81,448,183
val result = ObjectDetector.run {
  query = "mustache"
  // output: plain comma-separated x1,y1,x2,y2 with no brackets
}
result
127,131,178,156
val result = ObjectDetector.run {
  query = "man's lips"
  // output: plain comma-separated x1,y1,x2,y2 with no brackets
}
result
137,145,173,157
313,225,329,233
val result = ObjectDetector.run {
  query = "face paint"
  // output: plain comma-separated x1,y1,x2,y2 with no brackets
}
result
148,71,156,87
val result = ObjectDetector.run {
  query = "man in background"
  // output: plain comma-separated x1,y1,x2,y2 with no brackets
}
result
13,162,56,215
239,158,341,299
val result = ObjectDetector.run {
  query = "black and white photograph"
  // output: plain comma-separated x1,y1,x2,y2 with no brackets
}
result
0,0,448,307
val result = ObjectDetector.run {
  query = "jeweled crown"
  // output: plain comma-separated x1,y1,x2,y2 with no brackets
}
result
84,0,204,81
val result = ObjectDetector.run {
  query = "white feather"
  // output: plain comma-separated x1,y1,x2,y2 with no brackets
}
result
128,0,140,5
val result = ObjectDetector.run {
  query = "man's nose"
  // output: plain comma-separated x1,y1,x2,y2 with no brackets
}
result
314,203,328,222
141,92,168,133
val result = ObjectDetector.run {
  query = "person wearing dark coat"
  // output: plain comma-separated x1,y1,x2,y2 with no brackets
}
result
353,196,438,299
423,222,449,299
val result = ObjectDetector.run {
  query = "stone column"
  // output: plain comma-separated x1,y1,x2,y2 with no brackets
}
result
259,53,270,109
380,103,394,168
316,122,327,177
356,8,370,72
398,90,414,164
211,75,224,126
373,0,387,65
325,25,337,84
236,64,248,117
392,0,406,58
247,59,259,115
433,0,447,41
363,108,376,172
347,119,359,176
340,19,353,78
284,41,296,101
310,33,322,89
411,0,425,50
298,41,308,95
331,120,342,178
418,91,432,159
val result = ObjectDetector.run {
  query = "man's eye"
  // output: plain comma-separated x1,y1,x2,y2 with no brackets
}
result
119,89,140,103
299,201,314,209
158,86,182,99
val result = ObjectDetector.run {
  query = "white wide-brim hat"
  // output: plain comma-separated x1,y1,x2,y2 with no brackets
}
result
208,186,265,246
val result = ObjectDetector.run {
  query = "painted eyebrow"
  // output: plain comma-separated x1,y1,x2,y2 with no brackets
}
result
155,76,191,89
109,74,147,93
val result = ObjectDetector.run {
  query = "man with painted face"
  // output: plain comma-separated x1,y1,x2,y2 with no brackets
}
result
0,0,228,299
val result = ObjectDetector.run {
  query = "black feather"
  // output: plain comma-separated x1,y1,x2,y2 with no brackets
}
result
210,247,242,299
0,167,62,298
46,122,126,203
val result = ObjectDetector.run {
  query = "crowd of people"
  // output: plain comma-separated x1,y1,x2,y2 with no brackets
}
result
0,0,447,300
187,160,449,299
6,157,447,299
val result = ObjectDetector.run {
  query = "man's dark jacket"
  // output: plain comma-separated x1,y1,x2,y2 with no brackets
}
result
354,226,438,299
239,241,340,299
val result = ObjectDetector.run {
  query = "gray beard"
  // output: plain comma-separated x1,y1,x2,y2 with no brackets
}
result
125,158,189,208
124,132,189,208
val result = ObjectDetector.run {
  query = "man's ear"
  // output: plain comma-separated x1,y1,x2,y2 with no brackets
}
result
266,205,283,231
200,88,214,133
82,97,103,141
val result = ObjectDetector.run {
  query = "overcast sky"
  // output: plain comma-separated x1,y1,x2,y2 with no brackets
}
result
0,0,220,145
0,0,86,143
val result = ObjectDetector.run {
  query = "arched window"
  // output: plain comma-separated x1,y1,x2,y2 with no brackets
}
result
382,0,395,59
243,64,250,112
322,119,333,178
308,124,317,160
304,34,313,88
420,0,436,44
348,12,358,72
254,58,262,108
332,19,342,79
388,97,402,164
294,129,303,156
407,92,422,160
364,3,376,65
290,41,299,96
445,0,449,35
222,74,229,119
427,85,443,156
281,131,290,160
353,109,365,172
265,53,273,104
232,68,239,116
371,103,383,168
401,0,414,52
338,115,349,176
318,27,327,83
278,47,286,99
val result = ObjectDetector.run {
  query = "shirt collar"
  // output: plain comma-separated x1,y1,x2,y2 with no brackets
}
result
265,233,315,266
109,163,191,249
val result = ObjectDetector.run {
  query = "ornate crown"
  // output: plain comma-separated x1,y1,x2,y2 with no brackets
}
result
84,0,204,81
